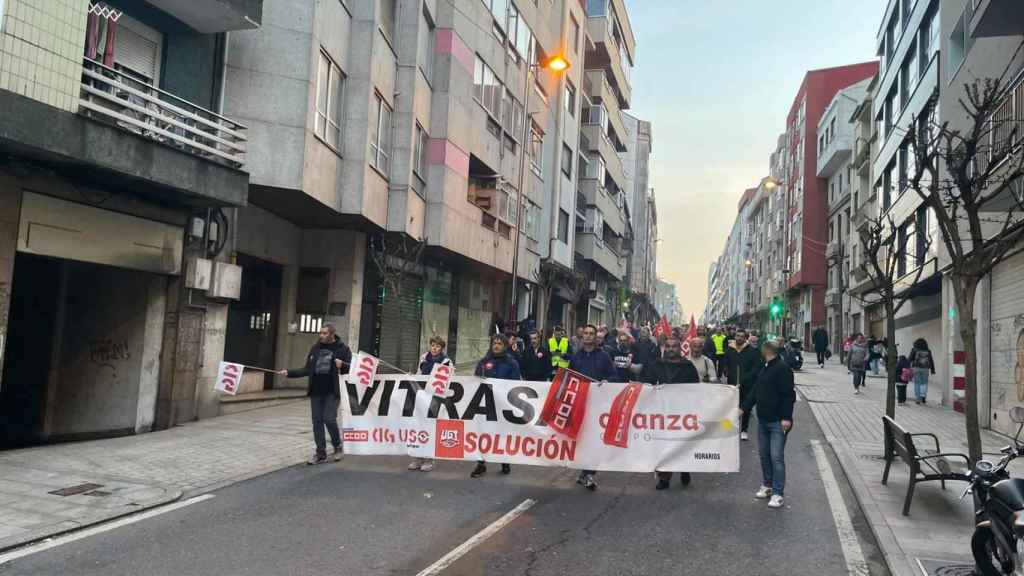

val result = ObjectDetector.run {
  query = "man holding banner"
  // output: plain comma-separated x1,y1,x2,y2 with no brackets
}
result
278,323,351,465
568,324,616,491
643,335,700,489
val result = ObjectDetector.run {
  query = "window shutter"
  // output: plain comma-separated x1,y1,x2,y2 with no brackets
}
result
114,15,162,83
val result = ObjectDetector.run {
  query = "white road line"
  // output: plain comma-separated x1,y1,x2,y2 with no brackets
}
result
415,498,537,576
810,439,870,576
0,494,215,565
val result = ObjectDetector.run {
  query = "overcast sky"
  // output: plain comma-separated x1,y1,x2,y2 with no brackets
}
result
625,0,887,319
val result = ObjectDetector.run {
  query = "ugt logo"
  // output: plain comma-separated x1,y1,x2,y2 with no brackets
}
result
435,420,465,459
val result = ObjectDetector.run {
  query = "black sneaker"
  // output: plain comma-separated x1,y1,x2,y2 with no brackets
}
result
471,463,487,478
583,474,597,491
655,478,670,490
332,447,343,462
306,454,328,465
680,472,692,487
500,463,511,475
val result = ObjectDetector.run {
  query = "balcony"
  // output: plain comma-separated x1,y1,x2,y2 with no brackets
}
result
825,290,841,308
816,133,854,178
970,0,1024,38
576,191,588,217
576,230,626,277
585,16,632,109
79,59,247,167
142,0,262,33
826,241,840,261
580,123,626,189
584,69,628,147
578,179,626,236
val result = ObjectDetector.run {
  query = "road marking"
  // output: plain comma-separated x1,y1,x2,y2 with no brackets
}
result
811,439,870,576
415,498,536,576
0,494,215,565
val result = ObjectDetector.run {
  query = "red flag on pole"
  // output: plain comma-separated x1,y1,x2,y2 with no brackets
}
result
681,315,698,357
655,315,671,338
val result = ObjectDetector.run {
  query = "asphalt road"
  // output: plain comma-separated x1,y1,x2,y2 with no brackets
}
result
0,400,889,576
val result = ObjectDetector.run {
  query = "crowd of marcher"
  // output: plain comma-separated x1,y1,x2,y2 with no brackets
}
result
278,320,797,509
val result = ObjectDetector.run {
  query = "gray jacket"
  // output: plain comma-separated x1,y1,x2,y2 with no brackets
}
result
847,342,869,371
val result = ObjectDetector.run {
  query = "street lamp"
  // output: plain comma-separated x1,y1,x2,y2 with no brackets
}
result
510,50,571,324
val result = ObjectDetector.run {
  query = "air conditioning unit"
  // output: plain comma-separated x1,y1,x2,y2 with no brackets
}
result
184,257,212,290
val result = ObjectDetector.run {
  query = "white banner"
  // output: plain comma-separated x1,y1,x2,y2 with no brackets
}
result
341,375,740,473
215,361,244,395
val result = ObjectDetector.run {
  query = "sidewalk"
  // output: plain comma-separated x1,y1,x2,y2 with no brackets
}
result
0,400,311,552
798,361,1015,576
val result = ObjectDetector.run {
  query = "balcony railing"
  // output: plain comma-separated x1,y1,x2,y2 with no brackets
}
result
79,59,247,167
982,68,1024,174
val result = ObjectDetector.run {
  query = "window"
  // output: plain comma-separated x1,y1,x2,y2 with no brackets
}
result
380,0,397,42
297,267,330,314
557,209,570,243
561,143,573,177
883,161,894,211
570,15,580,53
316,50,345,149
370,93,392,175
586,0,607,16
528,123,543,173
0,0,7,32
915,207,929,266
919,7,938,77
884,86,896,136
474,56,502,120
949,8,969,78
414,123,429,182
565,80,576,118
900,43,916,110
898,142,909,193
418,7,435,82
111,15,163,84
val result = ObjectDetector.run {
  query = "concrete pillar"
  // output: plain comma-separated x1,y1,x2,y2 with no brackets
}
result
194,302,229,420
327,230,366,349
136,276,167,432
0,174,20,388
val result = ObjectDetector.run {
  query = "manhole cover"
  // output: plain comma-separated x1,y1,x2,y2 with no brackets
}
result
917,558,975,576
48,483,104,497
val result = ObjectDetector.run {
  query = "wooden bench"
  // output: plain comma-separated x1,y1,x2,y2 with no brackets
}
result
881,415,971,516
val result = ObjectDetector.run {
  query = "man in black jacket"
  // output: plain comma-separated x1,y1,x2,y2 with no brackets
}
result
519,331,552,381
643,336,700,489
568,324,616,491
278,323,352,465
741,341,795,509
725,330,762,441
812,326,829,368
632,326,661,378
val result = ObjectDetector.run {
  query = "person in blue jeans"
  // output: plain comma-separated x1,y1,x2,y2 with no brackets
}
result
741,340,796,509
908,338,936,404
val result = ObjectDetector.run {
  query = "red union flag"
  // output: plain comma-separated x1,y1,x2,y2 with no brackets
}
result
602,382,644,448
681,315,698,357
540,368,591,439
215,361,244,395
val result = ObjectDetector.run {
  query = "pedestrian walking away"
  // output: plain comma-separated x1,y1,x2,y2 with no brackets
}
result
568,323,616,491
278,323,351,465
908,338,936,404
847,333,869,394
741,340,795,509
409,335,449,472
725,330,761,441
895,354,911,405
812,325,828,368
470,334,521,478
644,335,700,489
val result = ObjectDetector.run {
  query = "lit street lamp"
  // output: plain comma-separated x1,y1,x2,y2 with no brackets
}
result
510,50,571,323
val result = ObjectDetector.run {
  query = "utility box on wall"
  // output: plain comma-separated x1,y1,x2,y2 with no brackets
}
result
184,257,212,290
208,262,242,300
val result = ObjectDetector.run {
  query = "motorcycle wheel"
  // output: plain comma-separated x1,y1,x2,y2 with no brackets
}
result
972,527,1013,576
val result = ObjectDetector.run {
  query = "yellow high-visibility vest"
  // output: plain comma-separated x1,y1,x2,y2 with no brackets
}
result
548,337,570,368
711,334,727,355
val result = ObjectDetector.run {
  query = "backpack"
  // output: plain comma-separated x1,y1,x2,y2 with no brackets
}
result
913,350,931,370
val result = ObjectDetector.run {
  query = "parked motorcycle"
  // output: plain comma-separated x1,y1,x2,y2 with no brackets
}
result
782,338,804,371
969,406,1024,575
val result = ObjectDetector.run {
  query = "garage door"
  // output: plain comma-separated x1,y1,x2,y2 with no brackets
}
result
990,248,1024,436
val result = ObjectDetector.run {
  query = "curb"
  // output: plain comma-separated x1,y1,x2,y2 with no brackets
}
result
0,486,183,555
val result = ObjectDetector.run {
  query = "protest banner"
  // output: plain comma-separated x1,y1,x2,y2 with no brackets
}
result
340,375,740,473
215,361,244,395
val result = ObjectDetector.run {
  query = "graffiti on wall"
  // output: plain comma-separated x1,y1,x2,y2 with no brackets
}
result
89,338,132,377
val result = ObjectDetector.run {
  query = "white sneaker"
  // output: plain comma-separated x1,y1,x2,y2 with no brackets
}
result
740,431,749,441
768,495,785,508
854,389,861,395
755,486,772,499
419,461,434,472
408,460,421,471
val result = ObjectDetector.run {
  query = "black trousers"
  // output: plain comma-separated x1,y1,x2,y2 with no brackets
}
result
739,387,751,432
896,384,907,403
311,394,341,457
816,350,826,365
714,354,726,378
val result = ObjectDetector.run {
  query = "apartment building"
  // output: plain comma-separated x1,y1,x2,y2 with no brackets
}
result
221,0,594,376
654,278,682,327
621,112,657,321
846,74,880,340
818,78,872,352
0,0,260,445
941,0,1024,428
574,0,635,327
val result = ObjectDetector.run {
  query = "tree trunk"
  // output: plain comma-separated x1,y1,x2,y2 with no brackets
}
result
885,299,898,419
954,275,983,465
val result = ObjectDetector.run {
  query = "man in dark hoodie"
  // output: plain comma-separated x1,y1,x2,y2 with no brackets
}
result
610,331,639,382
644,335,700,489
741,341,795,509
569,324,616,491
278,323,352,465
471,334,521,478
726,330,762,441
519,330,553,381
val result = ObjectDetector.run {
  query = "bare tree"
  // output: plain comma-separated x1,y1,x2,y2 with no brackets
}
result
562,270,591,331
532,260,561,333
367,233,426,298
903,48,1024,463
852,210,932,421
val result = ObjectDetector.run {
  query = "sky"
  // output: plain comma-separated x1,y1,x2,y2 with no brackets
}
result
625,0,888,320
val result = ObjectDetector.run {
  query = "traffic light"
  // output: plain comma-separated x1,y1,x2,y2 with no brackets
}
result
770,300,783,319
